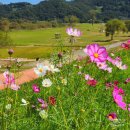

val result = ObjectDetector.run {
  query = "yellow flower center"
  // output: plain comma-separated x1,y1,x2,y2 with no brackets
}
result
39,68,43,73
94,53,99,58
108,116,113,119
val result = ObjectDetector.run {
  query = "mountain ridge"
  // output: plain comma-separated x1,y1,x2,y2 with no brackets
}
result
0,0,130,22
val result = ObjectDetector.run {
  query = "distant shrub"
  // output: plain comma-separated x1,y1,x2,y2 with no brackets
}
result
20,22,38,30
9,20,63,30
37,21,52,28
10,22,21,30
0,32,12,46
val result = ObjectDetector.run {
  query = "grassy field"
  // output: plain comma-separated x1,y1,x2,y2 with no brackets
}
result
0,47,53,59
9,23,130,46
0,23,130,59
0,47,130,130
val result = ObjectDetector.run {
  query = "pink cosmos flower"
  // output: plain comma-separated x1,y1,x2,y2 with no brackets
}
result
96,62,112,73
32,84,40,93
84,44,108,63
85,74,93,80
107,57,127,70
121,43,129,49
10,84,20,91
127,40,130,44
38,98,48,109
3,71,15,85
107,113,117,121
66,27,82,37
125,78,130,84
3,71,20,91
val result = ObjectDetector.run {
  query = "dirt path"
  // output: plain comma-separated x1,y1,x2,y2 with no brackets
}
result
0,41,123,90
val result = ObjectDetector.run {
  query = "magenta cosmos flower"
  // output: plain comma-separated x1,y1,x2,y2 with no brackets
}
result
107,113,117,121
87,79,97,87
84,44,108,62
125,78,130,84
32,84,40,93
113,86,127,110
127,40,130,44
121,43,129,49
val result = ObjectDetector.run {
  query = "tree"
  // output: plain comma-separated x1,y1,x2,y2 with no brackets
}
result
88,8,101,26
64,15,79,25
105,19,127,40
88,10,97,26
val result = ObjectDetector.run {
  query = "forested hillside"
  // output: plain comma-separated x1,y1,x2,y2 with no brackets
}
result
0,0,130,22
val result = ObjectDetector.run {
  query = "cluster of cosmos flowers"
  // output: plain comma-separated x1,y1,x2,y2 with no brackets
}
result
84,43,127,73
66,27,130,121
121,40,130,49
3,71,20,91
3,27,130,121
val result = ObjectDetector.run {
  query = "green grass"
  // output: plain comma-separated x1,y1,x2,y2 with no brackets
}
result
0,48,130,130
9,23,130,46
0,46,53,59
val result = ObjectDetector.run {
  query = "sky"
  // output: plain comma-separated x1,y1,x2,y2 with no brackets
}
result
0,0,42,4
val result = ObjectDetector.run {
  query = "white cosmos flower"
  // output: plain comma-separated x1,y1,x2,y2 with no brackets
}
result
115,61,127,70
42,79,52,87
61,79,67,86
39,110,48,119
5,104,11,110
21,98,29,106
106,67,112,73
49,65,60,73
34,63,49,77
